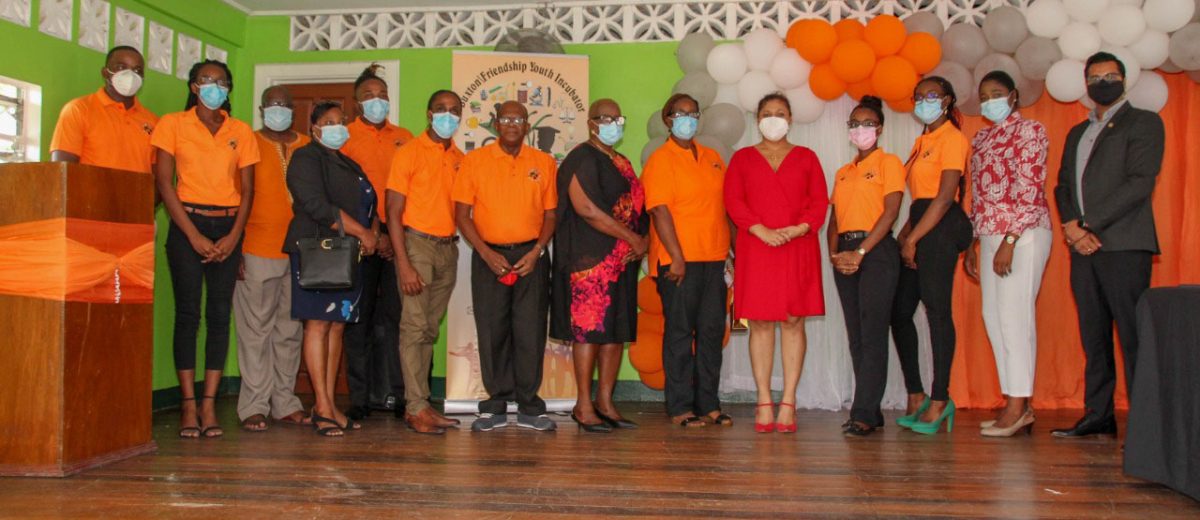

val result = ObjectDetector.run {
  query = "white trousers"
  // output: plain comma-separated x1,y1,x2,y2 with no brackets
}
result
233,253,304,420
979,227,1052,398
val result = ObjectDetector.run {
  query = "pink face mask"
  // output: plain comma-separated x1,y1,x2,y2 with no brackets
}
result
849,126,878,151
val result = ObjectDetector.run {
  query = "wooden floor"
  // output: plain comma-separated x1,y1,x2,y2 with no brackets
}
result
0,399,1195,518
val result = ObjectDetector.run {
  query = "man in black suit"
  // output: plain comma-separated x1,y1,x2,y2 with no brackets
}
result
1052,52,1164,438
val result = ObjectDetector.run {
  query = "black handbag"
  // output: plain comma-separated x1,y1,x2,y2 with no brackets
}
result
296,212,361,290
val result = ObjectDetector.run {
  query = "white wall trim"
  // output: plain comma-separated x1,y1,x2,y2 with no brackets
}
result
251,60,401,129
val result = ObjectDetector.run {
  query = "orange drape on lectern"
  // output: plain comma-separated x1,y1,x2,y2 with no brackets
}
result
951,73,1200,409
0,218,154,304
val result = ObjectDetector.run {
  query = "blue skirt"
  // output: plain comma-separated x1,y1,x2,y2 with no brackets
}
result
289,253,364,323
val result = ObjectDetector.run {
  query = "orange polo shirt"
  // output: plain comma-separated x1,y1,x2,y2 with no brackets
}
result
341,118,414,222
49,88,159,173
642,139,730,272
387,131,464,237
150,108,260,207
451,142,557,245
244,132,309,259
832,149,906,233
907,122,969,200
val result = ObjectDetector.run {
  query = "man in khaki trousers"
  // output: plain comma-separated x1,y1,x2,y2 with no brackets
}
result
385,89,467,434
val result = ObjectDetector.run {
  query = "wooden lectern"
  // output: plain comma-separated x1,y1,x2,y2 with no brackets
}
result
0,162,156,477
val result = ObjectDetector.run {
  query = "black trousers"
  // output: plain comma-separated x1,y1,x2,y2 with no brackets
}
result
834,235,900,427
891,200,971,402
656,261,726,417
165,212,241,371
472,243,550,416
1070,250,1152,420
343,242,404,410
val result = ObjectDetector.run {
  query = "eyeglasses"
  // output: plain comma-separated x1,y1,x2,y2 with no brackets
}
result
107,65,144,75
263,100,292,108
669,111,701,119
196,76,230,88
591,115,626,125
912,91,943,103
1086,73,1124,85
847,120,880,129
496,116,526,125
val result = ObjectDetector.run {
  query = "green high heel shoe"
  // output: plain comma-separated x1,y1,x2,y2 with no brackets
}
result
911,400,956,435
896,397,931,429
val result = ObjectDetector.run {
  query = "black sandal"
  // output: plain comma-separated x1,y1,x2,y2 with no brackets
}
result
707,413,733,427
198,396,223,438
677,416,707,428
241,414,269,432
843,421,877,437
178,397,200,439
312,413,344,437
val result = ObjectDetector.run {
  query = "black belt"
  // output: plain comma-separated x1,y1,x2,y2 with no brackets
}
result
486,240,536,250
407,228,458,244
183,204,238,217
839,231,869,241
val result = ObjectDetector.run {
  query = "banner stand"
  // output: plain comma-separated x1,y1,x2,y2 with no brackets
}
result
444,399,577,416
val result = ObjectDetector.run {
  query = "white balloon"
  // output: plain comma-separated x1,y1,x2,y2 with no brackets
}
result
1129,30,1171,69
1065,0,1111,23
769,48,812,90
737,70,779,112
706,43,749,84
1026,0,1072,38
1058,22,1104,60
1110,0,1144,5
784,85,825,124
742,28,784,72
1098,5,1148,47
1126,69,1170,110
1080,93,1096,109
1143,0,1196,32
1100,45,1143,87
1046,59,1088,101
713,82,741,106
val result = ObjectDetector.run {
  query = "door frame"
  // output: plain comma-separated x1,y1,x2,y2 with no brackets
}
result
252,60,401,129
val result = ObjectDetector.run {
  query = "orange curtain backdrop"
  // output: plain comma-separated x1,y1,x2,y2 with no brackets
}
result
0,218,154,304
949,74,1200,409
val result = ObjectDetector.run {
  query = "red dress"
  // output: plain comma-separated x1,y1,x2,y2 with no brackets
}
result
724,146,829,320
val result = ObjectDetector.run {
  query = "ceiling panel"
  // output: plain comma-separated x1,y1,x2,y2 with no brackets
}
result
224,0,528,14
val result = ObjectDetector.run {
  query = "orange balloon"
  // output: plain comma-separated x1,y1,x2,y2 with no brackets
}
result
899,33,942,75
808,63,846,101
871,56,919,102
846,79,875,101
786,19,838,64
637,311,664,337
637,276,661,315
834,19,865,43
830,40,876,83
639,369,666,390
886,95,915,113
628,334,664,373
864,15,907,57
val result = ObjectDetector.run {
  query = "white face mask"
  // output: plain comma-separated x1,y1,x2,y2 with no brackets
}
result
758,116,790,142
107,69,143,98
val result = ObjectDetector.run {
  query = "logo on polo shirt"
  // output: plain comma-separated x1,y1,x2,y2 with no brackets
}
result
528,168,540,181
229,139,238,150
141,123,154,135
864,170,876,180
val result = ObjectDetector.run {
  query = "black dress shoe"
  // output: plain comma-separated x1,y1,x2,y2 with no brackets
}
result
1050,415,1117,438
570,414,612,433
595,411,639,429
347,406,371,421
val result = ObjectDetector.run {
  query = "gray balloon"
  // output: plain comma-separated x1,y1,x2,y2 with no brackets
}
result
1160,58,1184,73
673,72,718,109
941,23,990,67
1168,23,1200,70
698,103,747,148
1014,36,1063,80
677,32,716,74
640,136,667,167
982,6,1029,54
647,112,669,139
696,135,732,165
928,61,975,108
1019,79,1044,108
904,11,945,39
974,53,1031,94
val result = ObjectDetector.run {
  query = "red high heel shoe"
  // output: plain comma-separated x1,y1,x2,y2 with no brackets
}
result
776,403,797,433
755,403,776,433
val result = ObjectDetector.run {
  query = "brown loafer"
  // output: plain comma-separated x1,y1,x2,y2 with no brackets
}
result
431,409,461,428
404,408,447,435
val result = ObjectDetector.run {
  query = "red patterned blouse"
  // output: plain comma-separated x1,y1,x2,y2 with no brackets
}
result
969,112,1051,236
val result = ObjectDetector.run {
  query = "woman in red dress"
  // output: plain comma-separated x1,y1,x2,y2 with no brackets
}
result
723,93,828,433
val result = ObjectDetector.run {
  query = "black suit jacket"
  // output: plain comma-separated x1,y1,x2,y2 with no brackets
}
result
282,141,373,255
1054,103,1164,253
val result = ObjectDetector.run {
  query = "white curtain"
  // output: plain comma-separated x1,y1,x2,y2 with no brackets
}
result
718,95,937,411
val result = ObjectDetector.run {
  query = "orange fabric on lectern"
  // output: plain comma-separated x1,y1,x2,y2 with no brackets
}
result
949,73,1200,410
0,218,154,304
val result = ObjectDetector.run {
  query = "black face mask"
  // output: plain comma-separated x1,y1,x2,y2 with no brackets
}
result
1087,80,1125,106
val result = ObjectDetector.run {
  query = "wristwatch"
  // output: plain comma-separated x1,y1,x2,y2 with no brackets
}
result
855,247,867,256
1004,234,1019,245
537,244,546,257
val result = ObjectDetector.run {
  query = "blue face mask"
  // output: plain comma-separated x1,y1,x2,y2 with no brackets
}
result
317,124,350,150
198,83,229,111
431,112,460,139
980,97,1013,124
913,98,945,125
596,122,624,146
671,116,699,140
262,106,293,132
361,98,389,124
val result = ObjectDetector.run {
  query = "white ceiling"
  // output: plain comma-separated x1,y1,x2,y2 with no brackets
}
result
223,0,532,15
